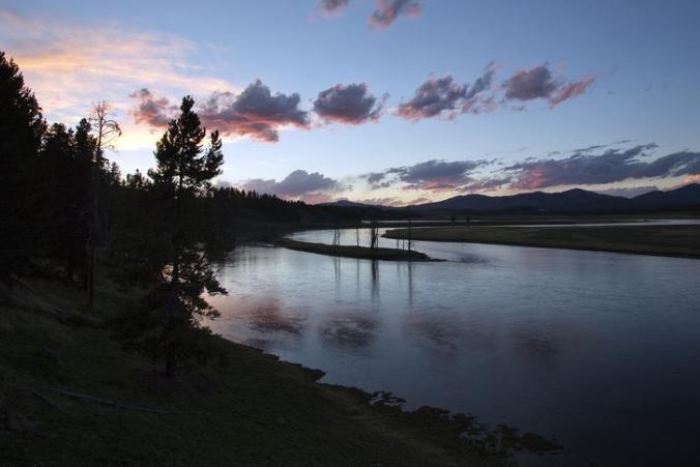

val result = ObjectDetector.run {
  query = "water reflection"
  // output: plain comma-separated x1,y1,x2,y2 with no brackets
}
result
370,259,379,301
405,312,498,356
332,255,341,300
207,295,307,351
319,313,379,351
245,301,305,335
207,233,700,466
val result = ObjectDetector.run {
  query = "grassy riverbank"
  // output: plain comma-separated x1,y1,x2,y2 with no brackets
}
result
384,224,700,258
277,238,434,261
0,267,558,466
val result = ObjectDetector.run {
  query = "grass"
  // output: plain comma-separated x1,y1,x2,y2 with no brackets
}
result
384,224,700,258
0,266,558,466
277,238,434,261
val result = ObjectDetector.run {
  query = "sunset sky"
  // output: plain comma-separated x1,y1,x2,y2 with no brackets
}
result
2,0,700,204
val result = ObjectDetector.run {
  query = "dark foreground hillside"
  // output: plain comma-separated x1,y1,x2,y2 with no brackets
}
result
0,268,559,467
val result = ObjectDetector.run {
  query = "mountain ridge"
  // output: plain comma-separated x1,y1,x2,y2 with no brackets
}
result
319,184,700,213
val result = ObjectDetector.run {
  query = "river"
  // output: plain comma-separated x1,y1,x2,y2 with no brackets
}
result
206,227,700,466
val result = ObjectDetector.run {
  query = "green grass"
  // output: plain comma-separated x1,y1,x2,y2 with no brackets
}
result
384,225,700,258
0,268,558,466
277,238,434,261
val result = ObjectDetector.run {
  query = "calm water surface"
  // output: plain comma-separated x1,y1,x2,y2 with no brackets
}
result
207,228,700,466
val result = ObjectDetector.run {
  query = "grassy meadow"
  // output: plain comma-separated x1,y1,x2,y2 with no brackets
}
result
384,224,700,258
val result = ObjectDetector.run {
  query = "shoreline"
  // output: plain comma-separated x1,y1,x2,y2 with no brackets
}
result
1,273,559,465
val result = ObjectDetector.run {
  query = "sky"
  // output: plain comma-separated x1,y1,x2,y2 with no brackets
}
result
2,0,700,204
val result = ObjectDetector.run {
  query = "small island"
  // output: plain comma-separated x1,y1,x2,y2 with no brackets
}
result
277,238,435,261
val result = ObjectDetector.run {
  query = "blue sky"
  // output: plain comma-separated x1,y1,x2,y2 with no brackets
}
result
2,0,699,204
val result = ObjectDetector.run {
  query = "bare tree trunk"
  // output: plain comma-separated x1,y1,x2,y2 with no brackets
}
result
369,219,378,251
87,137,102,311
407,218,412,252
86,102,121,311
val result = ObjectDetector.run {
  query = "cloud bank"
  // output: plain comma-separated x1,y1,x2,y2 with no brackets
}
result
232,145,700,205
358,145,700,198
504,144,700,190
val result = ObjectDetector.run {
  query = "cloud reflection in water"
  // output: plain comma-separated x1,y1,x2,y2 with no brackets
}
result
319,314,380,351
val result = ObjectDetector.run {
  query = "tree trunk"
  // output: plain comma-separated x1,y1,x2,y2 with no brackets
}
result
163,174,183,379
87,129,102,311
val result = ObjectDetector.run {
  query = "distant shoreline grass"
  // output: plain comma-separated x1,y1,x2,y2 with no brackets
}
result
277,238,435,261
384,224,700,259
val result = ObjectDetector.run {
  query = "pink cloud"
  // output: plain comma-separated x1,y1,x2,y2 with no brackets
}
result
131,82,309,143
370,0,421,29
503,63,596,108
319,0,350,16
549,75,596,108
0,10,233,121
678,173,700,187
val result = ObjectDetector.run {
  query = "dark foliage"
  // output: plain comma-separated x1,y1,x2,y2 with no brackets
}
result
0,51,46,278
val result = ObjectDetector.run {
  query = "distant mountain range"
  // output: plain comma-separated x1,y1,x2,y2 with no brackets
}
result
321,184,700,214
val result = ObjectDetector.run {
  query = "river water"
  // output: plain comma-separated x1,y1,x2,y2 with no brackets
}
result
206,227,700,466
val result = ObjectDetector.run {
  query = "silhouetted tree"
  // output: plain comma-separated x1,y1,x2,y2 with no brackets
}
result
0,51,46,279
72,119,97,284
86,102,121,309
143,96,226,377
37,124,79,278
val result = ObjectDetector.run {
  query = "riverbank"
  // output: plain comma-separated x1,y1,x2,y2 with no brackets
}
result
0,268,558,466
384,224,700,258
277,238,435,261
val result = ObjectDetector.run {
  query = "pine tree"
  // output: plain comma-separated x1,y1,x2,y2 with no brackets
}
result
0,51,46,278
37,124,75,275
145,96,226,377
73,119,97,285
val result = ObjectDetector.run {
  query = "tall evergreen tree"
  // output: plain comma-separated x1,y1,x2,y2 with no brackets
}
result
37,124,77,276
73,119,97,285
0,51,46,278
144,96,226,376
